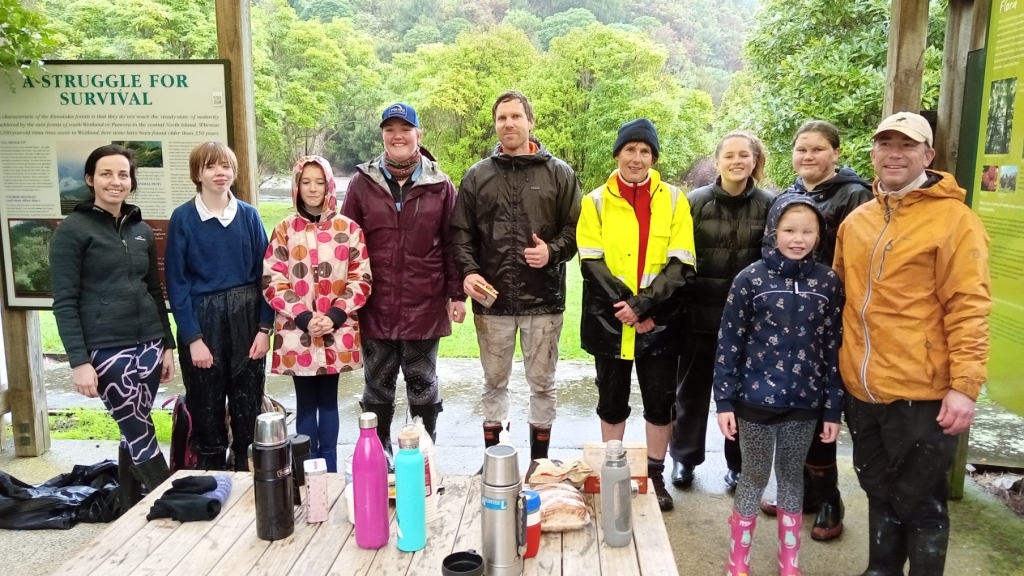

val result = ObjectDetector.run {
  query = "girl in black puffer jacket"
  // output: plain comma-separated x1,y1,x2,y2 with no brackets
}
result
669,131,775,490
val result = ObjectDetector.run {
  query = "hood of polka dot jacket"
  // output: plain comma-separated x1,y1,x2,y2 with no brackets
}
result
713,195,846,423
262,155,372,376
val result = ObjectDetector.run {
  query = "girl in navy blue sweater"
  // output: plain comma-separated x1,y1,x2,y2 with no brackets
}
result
715,195,844,576
165,141,274,471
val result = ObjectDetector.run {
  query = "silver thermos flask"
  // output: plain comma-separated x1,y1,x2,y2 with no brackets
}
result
480,444,527,576
253,412,295,541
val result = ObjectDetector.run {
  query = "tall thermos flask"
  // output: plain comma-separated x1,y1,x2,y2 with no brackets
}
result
253,412,295,541
481,444,527,576
353,412,390,549
601,439,633,547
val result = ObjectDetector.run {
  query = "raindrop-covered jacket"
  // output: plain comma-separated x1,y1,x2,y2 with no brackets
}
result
714,195,845,423
576,170,697,359
834,170,991,404
341,149,465,340
782,166,873,266
450,142,582,315
263,156,372,376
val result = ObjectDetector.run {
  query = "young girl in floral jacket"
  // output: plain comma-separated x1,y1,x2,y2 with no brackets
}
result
715,195,845,576
263,155,372,472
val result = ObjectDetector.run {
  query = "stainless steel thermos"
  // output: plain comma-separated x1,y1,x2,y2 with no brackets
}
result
254,412,294,541
480,444,527,576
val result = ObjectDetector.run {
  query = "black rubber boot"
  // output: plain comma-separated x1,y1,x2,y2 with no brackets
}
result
133,453,171,494
118,446,143,516
409,402,443,443
907,527,948,576
648,460,674,511
802,465,819,514
477,421,506,475
529,424,551,461
857,502,908,576
362,402,396,474
808,463,844,541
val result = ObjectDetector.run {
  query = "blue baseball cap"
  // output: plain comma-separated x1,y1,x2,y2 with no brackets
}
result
380,103,419,128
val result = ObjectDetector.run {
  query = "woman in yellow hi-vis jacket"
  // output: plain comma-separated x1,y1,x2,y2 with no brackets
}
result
576,119,697,512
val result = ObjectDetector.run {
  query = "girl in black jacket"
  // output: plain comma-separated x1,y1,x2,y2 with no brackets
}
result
669,131,774,490
771,120,872,540
49,144,176,515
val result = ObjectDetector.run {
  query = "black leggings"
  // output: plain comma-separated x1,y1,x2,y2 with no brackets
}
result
594,355,677,426
92,339,165,464
179,285,266,470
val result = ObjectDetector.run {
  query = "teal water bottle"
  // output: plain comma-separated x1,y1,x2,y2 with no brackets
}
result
395,425,427,552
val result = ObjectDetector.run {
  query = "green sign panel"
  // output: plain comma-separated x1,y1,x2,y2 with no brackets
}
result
973,2,1024,416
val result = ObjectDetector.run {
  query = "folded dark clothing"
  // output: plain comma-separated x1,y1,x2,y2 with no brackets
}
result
146,492,221,522
169,475,218,495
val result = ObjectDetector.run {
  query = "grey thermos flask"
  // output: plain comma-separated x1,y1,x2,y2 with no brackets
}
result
480,444,527,576
253,412,294,541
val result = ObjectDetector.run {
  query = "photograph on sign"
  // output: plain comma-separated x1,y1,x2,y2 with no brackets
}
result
0,60,232,308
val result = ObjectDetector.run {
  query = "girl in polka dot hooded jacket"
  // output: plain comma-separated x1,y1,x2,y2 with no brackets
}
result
263,155,372,377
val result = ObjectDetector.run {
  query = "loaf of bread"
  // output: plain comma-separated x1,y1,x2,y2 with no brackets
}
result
532,483,590,532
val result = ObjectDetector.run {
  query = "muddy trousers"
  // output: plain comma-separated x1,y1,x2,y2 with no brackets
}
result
179,285,266,471
846,396,958,575
474,313,562,426
361,338,441,406
294,374,340,472
669,333,741,471
92,339,166,464
733,418,817,518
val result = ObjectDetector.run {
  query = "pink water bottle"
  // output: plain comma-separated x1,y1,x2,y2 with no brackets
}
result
353,412,390,549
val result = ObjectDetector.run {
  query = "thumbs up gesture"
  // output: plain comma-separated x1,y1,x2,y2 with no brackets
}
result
524,233,550,268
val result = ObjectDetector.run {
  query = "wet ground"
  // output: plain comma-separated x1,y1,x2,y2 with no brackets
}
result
4,358,1024,575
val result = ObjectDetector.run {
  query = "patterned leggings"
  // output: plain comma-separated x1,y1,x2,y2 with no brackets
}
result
734,418,817,518
91,339,165,464
361,338,440,406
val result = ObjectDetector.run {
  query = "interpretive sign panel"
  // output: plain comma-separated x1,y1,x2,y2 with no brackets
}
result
0,61,231,308
973,3,1024,416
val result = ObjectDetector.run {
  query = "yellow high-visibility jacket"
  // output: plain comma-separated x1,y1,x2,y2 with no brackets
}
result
577,170,697,360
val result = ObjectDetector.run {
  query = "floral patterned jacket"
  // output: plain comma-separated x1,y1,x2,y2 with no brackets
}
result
263,155,372,376
713,195,845,423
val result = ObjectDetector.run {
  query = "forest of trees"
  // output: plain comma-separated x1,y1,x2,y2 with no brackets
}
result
9,0,949,191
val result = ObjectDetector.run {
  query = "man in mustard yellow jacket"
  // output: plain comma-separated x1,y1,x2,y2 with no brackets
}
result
834,112,991,576
577,119,697,511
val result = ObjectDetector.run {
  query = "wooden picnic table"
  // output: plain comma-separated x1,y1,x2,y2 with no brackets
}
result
52,470,679,576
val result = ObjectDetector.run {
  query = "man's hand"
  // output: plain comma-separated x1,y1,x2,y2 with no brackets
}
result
249,332,270,360
717,412,737,441
189,339,214,369
820,422,840,443
463,273,488,301
73,364,99,398
635,318,656,333
448,300,466,323
937,389,976,435
524,234,550,268
613,301,640,326
159,348,175,383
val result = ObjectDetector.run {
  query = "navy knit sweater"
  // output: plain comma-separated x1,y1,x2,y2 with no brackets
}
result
164,197,274,343
713,195,845,423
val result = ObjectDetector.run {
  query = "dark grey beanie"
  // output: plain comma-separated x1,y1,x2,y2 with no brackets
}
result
613,118,660,159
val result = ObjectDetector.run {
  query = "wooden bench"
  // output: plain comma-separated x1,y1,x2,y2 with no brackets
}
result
52,470,679,576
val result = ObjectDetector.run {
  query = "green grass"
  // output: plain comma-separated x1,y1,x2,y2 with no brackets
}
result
39,201,589,361
2,408,174,443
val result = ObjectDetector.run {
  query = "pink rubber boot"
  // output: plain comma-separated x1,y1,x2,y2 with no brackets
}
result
727,508,756,576
777,509,803,576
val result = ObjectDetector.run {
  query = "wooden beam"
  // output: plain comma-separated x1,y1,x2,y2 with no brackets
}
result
971,0,991,50
883,0,931,116
215,0,259,205
0,305,50,457
934,0,976,174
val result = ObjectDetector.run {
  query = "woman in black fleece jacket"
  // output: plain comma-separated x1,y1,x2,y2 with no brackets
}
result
49,144,176,515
